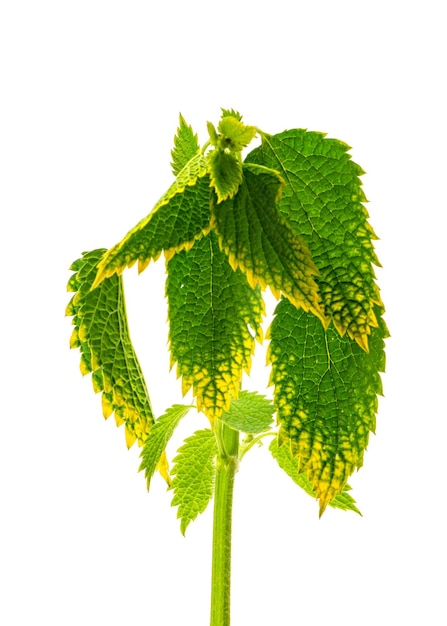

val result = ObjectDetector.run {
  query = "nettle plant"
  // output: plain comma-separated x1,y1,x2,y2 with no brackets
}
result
67,110,387,624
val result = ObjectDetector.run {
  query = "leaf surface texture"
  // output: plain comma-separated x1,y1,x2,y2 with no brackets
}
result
269,438,361,514
220,391,274,434
166,232,264,422
212,164,326,323
67,249,153,447
139,404,192,489
171,429,217,535
247,130,382,350
93,154,210,286
268,298,387,513
171,114,200,176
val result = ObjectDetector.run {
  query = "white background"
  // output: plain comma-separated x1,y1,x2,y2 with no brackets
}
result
1,1,446,624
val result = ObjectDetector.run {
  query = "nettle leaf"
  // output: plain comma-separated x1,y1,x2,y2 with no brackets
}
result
220,391,274,434
268,298,387,515
220,108,243,121
171,114,200,176
93,153,210,288
171,429,217,535
269,438,361,515
217,115,257,151
166,232,264,423
212,163,326,325
139,404,192,489
247,129,382,351
208,148,243,203
66,249,153,448
207,112,258,202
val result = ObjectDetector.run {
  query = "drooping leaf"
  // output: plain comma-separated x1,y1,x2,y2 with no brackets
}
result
212,163,327,325
208,148,243,202
247,129,382,351
220,391,274,434
171,429,217,535
66,249,154,448
166,232,264,423
139,404,192,490
269,438,361,515
268,297,387,515
92,153,210,288
171,114,200,176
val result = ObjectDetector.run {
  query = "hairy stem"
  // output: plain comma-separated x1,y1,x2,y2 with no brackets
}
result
210,421,239,626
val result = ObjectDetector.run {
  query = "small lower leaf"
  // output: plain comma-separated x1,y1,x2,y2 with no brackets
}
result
170,429,217,535
139,404,192,489
220,391,274,434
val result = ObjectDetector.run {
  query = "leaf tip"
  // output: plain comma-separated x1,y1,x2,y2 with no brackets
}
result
125,425,137,449
180,519,189,536
156,451,172,487
138,258,151,274
318,500,328,518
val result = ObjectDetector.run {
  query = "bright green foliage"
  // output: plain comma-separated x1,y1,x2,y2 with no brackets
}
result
212,163,326,324
166,232,264,422
268,299,387,514
207,113,257,202
217,114,257,150
139,404,192,489
66,249,153,448
171,114,200,176
220,391,274,434
208,148,244,203
269,439,361,515
93,154,210,287
171,429,217,535
68,109,386,521
247,129,382,351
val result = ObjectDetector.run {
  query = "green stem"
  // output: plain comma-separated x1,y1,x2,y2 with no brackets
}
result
210,421,239,626
239,431,276,461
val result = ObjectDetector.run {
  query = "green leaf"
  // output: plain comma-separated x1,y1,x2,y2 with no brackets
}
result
269,438,361,515
268,298,387,515
166,232,264,423
207,112,258,202
330,487,362,514
208,148,243,202
171,114,200,176
66,249,154,448
220,391,274,434
93,153,210,288
171,429,217,535
212,163,326,324
220,108,243,121
139,404,192,490
247,129,382,351
217,115,257,151
207,121,219,145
